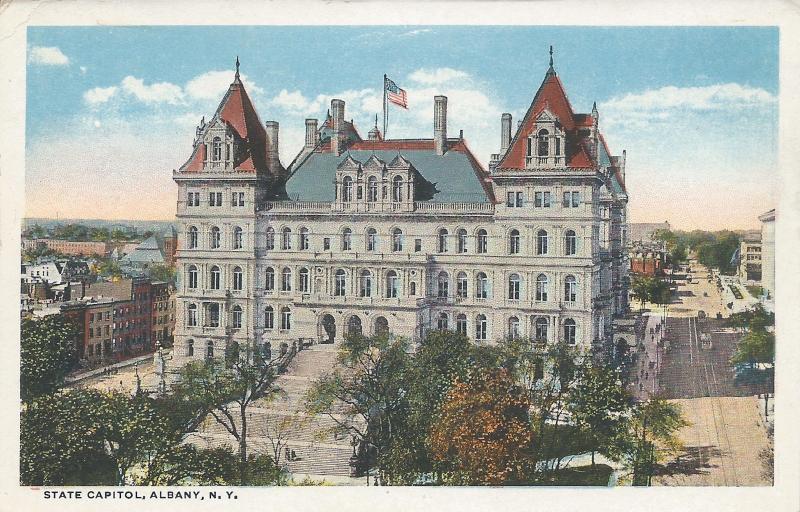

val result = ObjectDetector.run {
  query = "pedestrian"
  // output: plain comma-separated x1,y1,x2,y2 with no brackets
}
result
285,446,291,461
639,383,644,392
645,371,649,380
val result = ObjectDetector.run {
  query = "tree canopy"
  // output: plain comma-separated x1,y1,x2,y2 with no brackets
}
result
21,315,79,401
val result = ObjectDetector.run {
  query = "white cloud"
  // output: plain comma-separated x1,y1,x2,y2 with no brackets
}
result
185,70,263,101
121,76,184,105
408,67,470,85
80,66,87,74
29,46,70,66
271,89,312,112
83,86,118,105
399,28,432,37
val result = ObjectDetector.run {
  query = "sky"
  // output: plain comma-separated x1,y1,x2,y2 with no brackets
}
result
25,26,778,230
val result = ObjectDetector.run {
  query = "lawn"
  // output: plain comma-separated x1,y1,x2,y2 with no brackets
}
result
746,285,763,298
537,464,613,486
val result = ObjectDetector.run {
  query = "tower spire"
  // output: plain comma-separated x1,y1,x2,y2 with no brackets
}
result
234,56,241,82
546,45,556,77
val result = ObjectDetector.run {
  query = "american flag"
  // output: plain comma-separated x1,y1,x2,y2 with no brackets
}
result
385,77,408,109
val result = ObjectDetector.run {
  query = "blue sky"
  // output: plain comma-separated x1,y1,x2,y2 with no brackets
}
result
25,26,778,228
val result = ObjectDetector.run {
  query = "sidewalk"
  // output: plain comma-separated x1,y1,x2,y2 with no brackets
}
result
631,313,662,401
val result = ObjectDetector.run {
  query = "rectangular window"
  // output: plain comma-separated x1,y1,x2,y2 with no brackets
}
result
572,191,580,207
534,192,543,208
563,191,571,208
209,192,223,207
187,192,200,206
526,138,532,157
414,239,422,252
506,192,515,207
323,238,331,251
506,191,524,207
232,192,245,207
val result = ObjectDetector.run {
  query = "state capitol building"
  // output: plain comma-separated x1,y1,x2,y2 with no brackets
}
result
171,53,630,367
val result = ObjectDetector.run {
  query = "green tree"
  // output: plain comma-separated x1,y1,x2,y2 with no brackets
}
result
669,242,687,265
147,264,177,284
21,315,79,401
730,329,775,366
630,274,653,310
627,397,688,486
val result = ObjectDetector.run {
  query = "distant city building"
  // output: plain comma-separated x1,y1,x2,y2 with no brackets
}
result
119,228,178,268
759,209,775,298
628,221,671,245
21,259,89,285
22,238,110,257
737,232,762,282
629,245,666,276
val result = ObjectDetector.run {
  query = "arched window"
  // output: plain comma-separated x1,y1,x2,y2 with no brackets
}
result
565,230,577,256
392,228,403,252
438,228,449,253
187,265,198,289
374,316,389,335
210,266,221,290
187,303,197,327
437,271,449,298
437,312,449,331
537,129,549,156
233,226,243,250
281,268,292,292
367,176,378,202
476,272,489,299
536,229,549,255
360,270,373,297
536,274,549,301
299,227,309,250
188,226,198,249
456,313,467,335
509,229,521,255
563,318,577,344
508,316,520,340
342,176,353,202
206,340,214,360
264,306,274,329
392,176,403,202
342,228,352,251
475,314,488,341
535,317,549,343
265,267,275,291
207,303,220,327
187,339,194,357
457,229,468,253
366,228,378,251
212,137,222,161
456,272,468,298
232,305,243,329
266,227,275,250
386,270,399,298
299,268,310,293
210,226,221,249
281,307,291,330
232,266,243,291
348,316,363,337
281,227,292,250
564,275,577,302
477,229,488,254
334,269,347,296
508,273,521,300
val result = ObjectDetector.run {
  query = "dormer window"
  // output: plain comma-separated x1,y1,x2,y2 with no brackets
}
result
342,176,353,202
392,176,403,202
212,137,223,162
537,130,549,156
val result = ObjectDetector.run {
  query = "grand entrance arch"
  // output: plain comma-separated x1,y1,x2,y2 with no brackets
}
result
347,315,363,338
320,314,336,344
374,316,389,336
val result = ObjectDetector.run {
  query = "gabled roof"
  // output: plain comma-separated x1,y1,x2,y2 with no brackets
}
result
598,133,627,195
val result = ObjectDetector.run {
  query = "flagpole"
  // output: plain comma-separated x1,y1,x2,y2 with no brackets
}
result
383,74,388,138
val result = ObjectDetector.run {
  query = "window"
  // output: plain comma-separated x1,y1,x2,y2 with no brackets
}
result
386,270,399,298
232,305,243,329
212,137,222,161
414,239,422,252
266,227,275,250
477,229,488,254
437,312,449,331
367,176,378,202
323,238,331,251
564,275,577,302
187,191,200,206
536,274,549,301
206,340,214,360
299,227,309,250
187,339,194,357
299,268,310,293
342,228,352,251
232,267,243,291
457,229,468,253
537,129,549,156
555,138,561,156
281,228,292,250
342,176,353,202
438,229,449,253
410,282,417,295
572,191,580,207
360,270,372,297
264,306,274,329
536,229,548,255
281,307,291,330
534,191,551,208
456,272,468,298
535,317,548,343
334,269,347,296
508,273,521,300
208,304,220,327
188,226,198,249
392,176,403,202
210,266,221,290
565,230,577,256
506,191,524,207
509,229,521,255
563,319,577,344
281,268,292,292
475,314,487,340
210,226,221,249
233,227,243,249
366,228,377,251
437,271,449,298
392,228,403,252
508,316,520,340
265,267,275,291
476,272,489,299
188,265,198,289
456,313,467,335
209,192,223,206
232,191,245,207
563,191,580,208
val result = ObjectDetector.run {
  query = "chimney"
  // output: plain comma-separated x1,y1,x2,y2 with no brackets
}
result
331,99,345,155
265,121,280,172
434,95,447,156
500,113,512,152
305,118,319,149
621,149,627,183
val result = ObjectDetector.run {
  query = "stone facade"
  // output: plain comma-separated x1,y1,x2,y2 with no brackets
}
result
759,209,775,298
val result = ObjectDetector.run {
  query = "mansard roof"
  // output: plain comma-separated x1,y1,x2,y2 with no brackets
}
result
285,138,494,203
598,133,627,196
